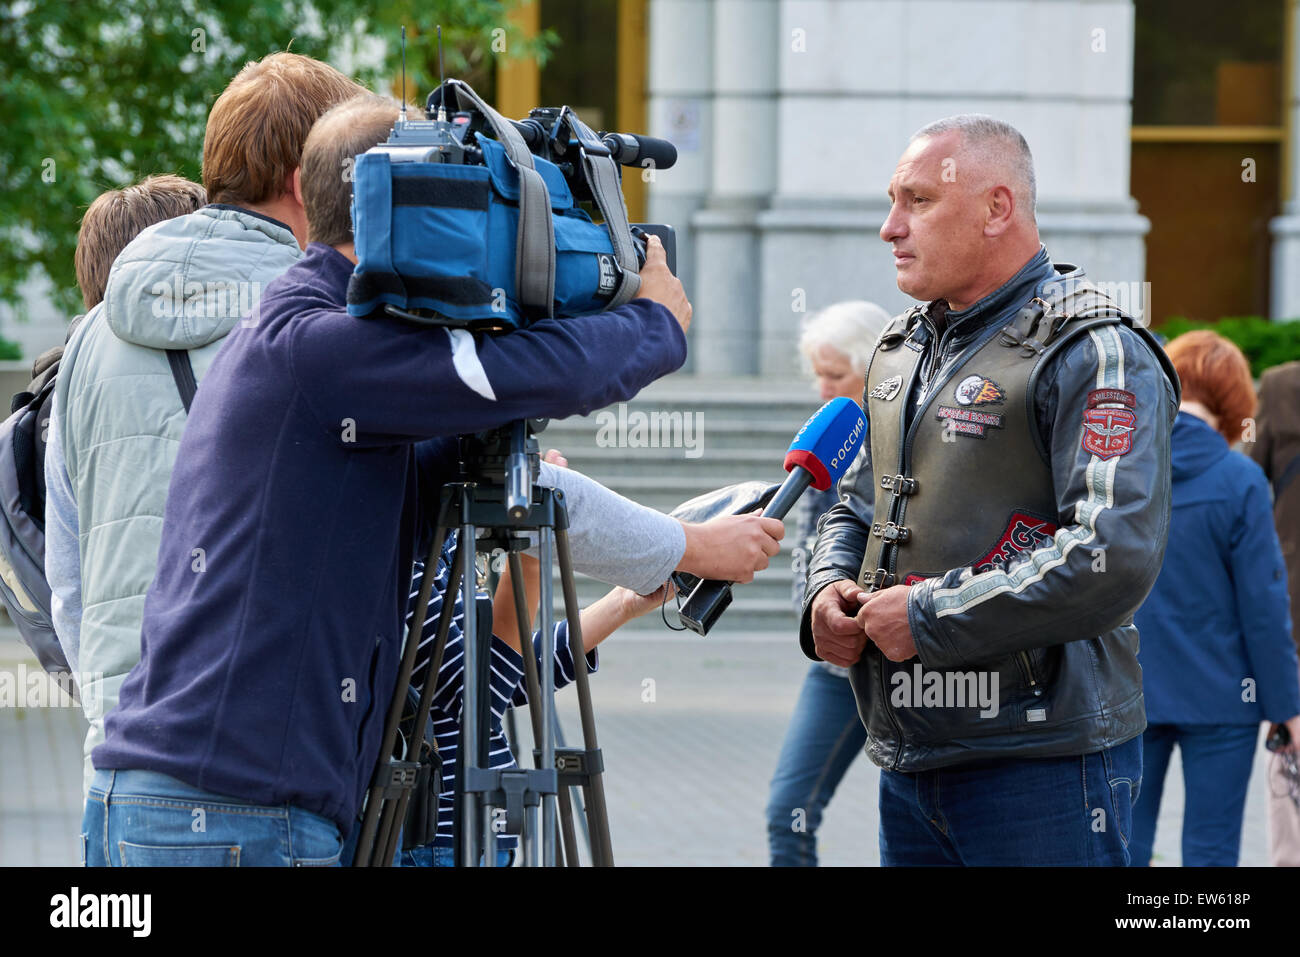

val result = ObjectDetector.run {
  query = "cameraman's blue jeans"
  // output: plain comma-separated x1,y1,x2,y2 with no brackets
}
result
766,663,866,866
878,735,1142,866
82,769,345,866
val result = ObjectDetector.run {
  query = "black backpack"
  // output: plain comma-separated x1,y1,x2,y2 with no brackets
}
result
0,317,196,674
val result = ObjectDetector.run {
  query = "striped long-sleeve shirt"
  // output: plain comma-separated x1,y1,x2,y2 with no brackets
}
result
407,532,596,848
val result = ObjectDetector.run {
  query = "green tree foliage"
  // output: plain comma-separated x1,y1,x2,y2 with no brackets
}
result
1160,316,1300,378
0,1,553,314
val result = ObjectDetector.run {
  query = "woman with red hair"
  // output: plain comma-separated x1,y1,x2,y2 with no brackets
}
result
1131,330,1300,866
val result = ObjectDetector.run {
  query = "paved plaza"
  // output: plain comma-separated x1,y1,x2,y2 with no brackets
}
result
0,629,1277,867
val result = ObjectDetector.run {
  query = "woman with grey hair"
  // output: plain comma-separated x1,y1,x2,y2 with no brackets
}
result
766,299,891,866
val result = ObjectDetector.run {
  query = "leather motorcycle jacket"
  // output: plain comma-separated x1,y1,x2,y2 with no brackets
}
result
800,249,1180,771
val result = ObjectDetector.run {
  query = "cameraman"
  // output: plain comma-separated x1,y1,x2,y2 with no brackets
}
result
83,93,703,866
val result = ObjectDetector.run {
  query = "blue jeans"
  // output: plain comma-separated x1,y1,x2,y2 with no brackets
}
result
1129,723,1259,866
82,769,345,867
766,663,867,866
401,845,515,867
878,735,1142,866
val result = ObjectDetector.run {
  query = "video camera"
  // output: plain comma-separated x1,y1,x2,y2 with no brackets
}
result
346,77,677,334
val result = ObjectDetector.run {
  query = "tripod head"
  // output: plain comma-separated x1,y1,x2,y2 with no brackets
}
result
458,418,549,521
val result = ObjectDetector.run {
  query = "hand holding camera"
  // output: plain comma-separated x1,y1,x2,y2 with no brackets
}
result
636,234,692,335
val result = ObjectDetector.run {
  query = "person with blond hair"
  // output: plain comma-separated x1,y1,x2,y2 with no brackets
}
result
1129,330,1300,866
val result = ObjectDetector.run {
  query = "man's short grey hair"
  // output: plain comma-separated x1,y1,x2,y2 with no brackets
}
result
798,300,893,375
911,114,1037,220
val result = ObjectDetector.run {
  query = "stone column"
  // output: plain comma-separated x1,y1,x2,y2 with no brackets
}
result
755,0,1149,377
690,0,779,375
1270,0,1300,319
646,0,715,344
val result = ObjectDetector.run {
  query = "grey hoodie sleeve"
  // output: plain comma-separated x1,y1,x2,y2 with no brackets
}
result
524,462,684,595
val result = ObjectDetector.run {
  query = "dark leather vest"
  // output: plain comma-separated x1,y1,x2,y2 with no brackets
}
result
858,276,1138,593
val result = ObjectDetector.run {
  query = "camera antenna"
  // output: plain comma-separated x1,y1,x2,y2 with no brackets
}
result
399,26,408,123
435,25,447,122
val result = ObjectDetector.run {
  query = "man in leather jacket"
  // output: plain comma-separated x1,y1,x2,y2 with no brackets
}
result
803,115,1179,866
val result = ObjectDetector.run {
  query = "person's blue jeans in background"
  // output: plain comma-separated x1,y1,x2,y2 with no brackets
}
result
766,663,867,866
1129,723,1259,866
82,768,344,866
401,845,515,867
878,735,1142,866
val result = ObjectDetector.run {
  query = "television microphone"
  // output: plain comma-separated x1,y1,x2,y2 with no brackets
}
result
677,397,867,635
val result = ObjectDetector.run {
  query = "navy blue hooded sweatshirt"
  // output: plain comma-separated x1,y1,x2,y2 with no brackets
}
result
95,243,686,832
1135,411,1300,726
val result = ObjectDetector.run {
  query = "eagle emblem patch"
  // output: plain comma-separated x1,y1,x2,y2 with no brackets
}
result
870,374,903,402
954,374,1005,407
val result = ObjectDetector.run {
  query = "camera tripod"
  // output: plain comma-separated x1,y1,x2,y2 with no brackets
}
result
353,420,614,866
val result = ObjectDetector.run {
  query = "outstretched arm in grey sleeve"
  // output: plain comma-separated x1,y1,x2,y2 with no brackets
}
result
530,462,785,595
533,461,684,595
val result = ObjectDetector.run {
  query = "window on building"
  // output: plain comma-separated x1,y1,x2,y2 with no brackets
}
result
1131,0,1286,323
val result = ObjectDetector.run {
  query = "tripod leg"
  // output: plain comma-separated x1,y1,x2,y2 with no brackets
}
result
554,716,593,863
459,504,482,867
397,543,467,865
554,526,615,866
557,778,580,866
385,539,467,867
506,550,545,867
476,596,497,867
538,527,557,866
354,521,448,866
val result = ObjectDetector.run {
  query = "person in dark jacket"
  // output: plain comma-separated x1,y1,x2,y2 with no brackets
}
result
1130,331,1300,866
82,94,694,866
1248,360,1300,865
767,300,889,866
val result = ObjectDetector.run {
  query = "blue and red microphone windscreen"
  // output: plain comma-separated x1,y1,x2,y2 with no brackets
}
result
783,396,867,491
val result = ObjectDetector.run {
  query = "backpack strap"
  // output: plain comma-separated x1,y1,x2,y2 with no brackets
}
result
165,350,197,413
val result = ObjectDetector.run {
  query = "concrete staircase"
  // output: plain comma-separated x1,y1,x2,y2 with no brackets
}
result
536,375,818,637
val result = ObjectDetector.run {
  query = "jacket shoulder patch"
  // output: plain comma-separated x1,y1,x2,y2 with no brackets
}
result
1082,388,1136,459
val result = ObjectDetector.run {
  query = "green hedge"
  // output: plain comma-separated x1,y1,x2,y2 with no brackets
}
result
1158,316,1300,378
0,336,20,361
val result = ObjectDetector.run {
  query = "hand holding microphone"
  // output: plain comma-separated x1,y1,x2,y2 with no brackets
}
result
678,512,784,584
676,397,867,635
